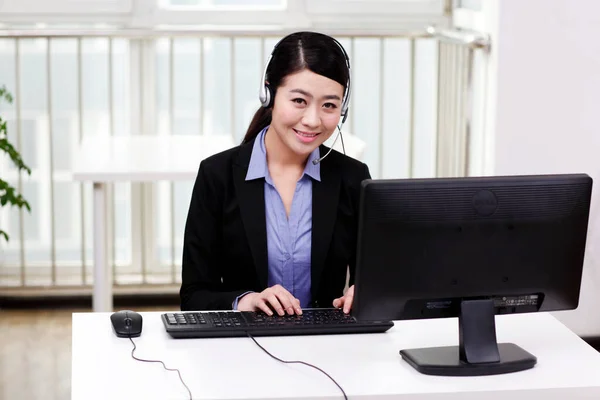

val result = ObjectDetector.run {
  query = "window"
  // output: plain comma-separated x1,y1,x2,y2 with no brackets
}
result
158,0,286,9
0,0,132,15
456,0,482,11
306,0,445,14
0,0,448,33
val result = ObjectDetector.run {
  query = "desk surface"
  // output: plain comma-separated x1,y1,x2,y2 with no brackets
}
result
72,311,600,400
72,134,236,182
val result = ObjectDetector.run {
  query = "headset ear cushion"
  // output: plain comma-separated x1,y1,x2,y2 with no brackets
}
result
263,83,274,108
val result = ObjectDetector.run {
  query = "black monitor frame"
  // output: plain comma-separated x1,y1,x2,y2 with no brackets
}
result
352,173,593,376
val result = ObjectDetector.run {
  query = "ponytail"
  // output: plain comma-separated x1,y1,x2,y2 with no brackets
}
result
242,107,272,144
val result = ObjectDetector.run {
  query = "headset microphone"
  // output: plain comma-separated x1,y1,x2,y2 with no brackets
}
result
312,123,344,165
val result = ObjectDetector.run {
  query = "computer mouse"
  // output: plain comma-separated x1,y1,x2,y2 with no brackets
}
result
110,310,143,338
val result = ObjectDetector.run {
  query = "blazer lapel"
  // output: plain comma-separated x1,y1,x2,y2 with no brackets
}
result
232,141,268,289
311,147,341,301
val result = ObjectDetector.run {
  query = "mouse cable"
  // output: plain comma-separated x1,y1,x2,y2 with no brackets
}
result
129,336,192,400
246,332,348,400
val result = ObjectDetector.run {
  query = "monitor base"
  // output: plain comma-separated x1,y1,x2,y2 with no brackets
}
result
400,299,537,376
400,342,537,376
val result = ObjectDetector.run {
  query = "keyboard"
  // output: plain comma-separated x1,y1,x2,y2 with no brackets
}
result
161,308,394,338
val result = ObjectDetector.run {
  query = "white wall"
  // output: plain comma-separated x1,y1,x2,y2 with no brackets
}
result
484,0,600,336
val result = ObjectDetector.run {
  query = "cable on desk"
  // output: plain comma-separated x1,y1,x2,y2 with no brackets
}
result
246,332,348,400
129,337,193,400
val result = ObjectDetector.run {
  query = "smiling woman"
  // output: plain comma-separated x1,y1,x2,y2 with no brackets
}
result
180,31,371,317
243,31,350,147
265,69,343,160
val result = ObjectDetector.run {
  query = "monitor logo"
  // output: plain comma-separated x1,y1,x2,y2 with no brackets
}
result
472,190,498,216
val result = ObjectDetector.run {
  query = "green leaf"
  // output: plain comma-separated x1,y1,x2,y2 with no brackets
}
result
0,179,30,210
0,85,13,104
1,84,28,242
0,136,31,173
5,185,15,200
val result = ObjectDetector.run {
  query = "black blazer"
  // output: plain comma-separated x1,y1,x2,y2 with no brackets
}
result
179,136,371,311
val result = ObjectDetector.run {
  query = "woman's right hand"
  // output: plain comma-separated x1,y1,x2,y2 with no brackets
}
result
237,284,302,316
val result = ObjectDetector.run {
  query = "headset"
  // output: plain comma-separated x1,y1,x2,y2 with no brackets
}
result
258,33,351,164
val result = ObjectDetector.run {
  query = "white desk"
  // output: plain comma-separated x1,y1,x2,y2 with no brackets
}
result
72,311,600,400
72,135,235,312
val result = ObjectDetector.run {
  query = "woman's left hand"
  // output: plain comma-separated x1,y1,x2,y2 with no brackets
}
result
332,285,354,314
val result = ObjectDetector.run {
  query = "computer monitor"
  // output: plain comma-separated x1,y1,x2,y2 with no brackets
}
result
352,173,593,377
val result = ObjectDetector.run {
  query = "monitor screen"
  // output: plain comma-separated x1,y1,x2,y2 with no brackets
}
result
352,173,593,376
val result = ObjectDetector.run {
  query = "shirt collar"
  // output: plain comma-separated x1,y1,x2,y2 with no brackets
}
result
245,126,321,182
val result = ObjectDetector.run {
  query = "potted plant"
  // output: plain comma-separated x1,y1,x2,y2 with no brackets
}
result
0,85,31,242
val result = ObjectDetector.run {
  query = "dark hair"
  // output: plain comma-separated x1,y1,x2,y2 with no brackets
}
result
242,31,350,144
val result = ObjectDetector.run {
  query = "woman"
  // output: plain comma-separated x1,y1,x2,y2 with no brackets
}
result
180,31,371,316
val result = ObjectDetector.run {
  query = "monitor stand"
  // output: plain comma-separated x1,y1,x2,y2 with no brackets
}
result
399,299,537,376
